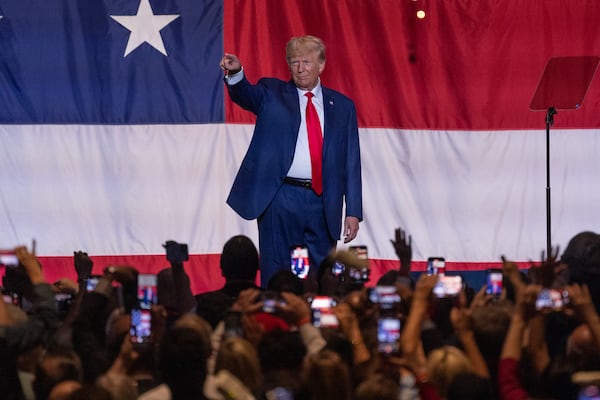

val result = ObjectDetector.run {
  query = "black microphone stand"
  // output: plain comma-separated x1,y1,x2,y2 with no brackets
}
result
545,107,557,257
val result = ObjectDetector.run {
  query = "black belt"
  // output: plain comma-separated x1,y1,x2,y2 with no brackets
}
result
283,177,312,189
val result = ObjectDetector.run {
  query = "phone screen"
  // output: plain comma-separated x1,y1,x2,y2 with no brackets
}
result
0,251,19,267
368,286,401,310
137,274,157,309
377,316,401,354
290,245,310,279
536,288,569,311
130,308,152,344
2,290,20,307
261,291,283,313
224,311,244,339
311,296,339,328
433,275,463,298
54,293,74,319
331,261,345,277
427,257,446,275
350,245,368,260
486,269,503,296
579,385,600,400
165,242,189,264
86,276,101,292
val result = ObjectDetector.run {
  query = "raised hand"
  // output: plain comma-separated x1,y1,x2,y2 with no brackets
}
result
220,53,242,75
390,227,412,274
73,250,93,281
15,245,44,285
276,291,312,326
527,247,561,287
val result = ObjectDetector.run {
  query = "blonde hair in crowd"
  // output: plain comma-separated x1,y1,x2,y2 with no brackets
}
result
214,337,263,394
426,345,473,397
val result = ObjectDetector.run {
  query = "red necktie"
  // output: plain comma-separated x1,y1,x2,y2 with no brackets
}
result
305,92,323,195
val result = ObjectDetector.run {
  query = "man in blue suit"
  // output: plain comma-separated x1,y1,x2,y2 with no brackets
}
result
220,35,362,287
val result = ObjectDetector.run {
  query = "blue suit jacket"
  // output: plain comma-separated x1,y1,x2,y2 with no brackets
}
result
226,76,362,240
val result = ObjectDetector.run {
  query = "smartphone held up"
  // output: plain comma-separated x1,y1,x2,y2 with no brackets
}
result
377,316,401,355
433,275,463,298
130,308,153,344
0,250,18,268
486,269,503,297
427,257,446,276
164,240,189,264
310,296,339,328
290,245,310,279
0,239,36,267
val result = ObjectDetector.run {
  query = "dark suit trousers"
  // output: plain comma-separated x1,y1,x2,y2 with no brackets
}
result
257,182,336,287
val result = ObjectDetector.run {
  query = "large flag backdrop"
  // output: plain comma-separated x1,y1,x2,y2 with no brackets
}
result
1,0,600,292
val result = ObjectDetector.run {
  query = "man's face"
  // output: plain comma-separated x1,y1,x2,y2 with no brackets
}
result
288,50,325,91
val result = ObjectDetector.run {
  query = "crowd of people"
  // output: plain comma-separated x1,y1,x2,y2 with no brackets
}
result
1,228,600,400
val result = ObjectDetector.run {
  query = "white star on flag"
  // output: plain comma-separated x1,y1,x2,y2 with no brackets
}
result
111,0,179,57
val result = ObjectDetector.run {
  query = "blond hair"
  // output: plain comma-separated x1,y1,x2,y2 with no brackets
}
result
215,337,263,394
426,346,473,397
286,35,326,63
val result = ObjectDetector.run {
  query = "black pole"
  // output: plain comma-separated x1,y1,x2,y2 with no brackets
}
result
545,107,557,256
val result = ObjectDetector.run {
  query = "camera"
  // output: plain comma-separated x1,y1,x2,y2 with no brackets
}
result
164,241,189,264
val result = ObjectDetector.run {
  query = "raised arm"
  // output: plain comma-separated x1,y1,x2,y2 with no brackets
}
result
390,227,413,275
220,53,242,75
568,283,600,349
450,292,490,378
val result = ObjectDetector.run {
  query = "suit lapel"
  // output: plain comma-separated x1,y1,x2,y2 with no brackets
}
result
285,81,301,136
